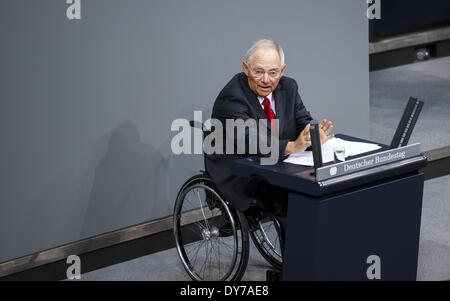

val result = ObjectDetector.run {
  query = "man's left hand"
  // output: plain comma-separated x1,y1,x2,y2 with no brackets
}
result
319,119,334,144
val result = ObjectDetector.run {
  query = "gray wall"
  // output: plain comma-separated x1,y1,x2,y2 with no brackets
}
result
0,0,369,262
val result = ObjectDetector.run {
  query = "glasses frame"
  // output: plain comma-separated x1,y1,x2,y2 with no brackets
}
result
246,63,283,79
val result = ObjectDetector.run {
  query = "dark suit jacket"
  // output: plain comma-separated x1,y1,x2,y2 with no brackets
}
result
205,72,312,211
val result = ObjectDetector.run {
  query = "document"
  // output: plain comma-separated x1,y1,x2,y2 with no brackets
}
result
283,137,382,166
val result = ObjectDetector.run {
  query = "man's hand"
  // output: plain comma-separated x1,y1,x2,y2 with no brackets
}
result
285,124,311,155
284,119,334,155
319,119,334,144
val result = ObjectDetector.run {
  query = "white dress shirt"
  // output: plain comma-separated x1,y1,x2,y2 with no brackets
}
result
257,93,276,116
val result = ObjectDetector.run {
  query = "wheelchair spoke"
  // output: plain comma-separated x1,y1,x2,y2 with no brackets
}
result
201,241,212,279
217,241,221,277
214,240,224,274
193,220,207,232
187,240,206,267
218,237,235,253
193,189,209,229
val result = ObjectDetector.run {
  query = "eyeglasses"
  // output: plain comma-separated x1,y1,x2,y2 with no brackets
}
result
250,68,282,79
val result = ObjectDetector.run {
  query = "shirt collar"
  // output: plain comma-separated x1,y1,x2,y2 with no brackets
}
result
257,92,273,105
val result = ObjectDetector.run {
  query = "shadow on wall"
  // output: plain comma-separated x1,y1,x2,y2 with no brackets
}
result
80,121,167,238
159,105,210,212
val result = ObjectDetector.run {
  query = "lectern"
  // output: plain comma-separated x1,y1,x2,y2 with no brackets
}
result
231,134,427,281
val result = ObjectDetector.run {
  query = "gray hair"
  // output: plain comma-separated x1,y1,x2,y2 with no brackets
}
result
244,39,285,66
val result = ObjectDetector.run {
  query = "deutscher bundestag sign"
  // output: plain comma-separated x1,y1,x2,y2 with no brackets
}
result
316,143,421,181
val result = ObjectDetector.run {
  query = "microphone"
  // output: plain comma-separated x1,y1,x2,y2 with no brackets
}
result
309,120,323,170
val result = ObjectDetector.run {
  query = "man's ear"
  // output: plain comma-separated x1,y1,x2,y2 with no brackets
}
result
280,64,287,77
242,62,249,76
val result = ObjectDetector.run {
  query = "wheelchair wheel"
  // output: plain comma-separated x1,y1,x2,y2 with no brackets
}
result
249,214,283,270
173,174,250,281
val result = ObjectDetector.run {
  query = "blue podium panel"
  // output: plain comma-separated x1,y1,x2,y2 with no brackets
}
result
283,172,424,281
231,134,427,281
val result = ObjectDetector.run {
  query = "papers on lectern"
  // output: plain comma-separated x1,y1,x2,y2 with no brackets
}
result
283,137,382,166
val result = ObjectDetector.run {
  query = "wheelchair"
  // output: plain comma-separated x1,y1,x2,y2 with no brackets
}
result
173,122,284,281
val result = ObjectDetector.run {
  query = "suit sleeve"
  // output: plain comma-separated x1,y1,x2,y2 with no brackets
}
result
212,96,286,161
292,80,313,137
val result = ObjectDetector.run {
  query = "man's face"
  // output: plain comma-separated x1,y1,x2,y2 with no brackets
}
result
242,47,286,97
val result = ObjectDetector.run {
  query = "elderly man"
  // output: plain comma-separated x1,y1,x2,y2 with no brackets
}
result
205,39,333,240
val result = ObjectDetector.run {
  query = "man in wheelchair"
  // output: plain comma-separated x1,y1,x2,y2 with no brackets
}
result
173,39,333,281
206,39,334,245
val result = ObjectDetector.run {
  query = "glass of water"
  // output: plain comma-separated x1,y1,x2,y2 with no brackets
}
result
333,147,346,163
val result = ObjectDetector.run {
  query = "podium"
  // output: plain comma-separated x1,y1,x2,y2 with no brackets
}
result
231,134,427,281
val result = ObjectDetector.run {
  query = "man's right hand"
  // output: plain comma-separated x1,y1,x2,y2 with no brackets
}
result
284,124,311,155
